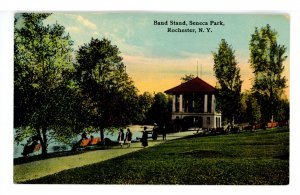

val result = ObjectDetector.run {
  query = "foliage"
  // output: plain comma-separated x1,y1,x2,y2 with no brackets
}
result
245,92,262,125
145,92,172,127
14,13,76,154
75,38,139,140
135,92,154,124
180,74,195,83
274,98,289,122
25,127,289,184
212,39,243,124
237,92,247,123
249,24,288,122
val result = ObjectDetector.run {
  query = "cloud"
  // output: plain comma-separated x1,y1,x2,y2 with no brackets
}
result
122,53,289,99
122,54,217,93
75,15,97,30
284,14,290,21
65,26,82,34
92,31,100,36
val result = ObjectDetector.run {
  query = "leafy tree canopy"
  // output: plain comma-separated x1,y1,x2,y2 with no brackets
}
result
249,24,288,122
75,38,139,140
146,92,171,127
14,13,76,155
212,39,243,124
180,74,195,83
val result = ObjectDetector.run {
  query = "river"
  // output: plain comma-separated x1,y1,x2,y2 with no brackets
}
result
14,125,153,159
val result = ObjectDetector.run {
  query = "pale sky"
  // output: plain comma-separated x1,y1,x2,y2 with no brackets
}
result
43,13,290,98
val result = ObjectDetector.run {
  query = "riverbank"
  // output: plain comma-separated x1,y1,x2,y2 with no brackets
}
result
13,125,154,159
14,130,196,183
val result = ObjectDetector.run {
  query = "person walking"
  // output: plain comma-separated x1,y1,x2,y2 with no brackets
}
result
124,128,132,148
141,127,148,147
118,129,125,148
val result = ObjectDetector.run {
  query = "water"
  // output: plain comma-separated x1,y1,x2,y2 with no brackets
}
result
14,125,153,158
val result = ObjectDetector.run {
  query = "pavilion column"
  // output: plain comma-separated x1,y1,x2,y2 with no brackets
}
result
179,94,183,112
204,94,208,112
172,95,176,112
211,94,215,113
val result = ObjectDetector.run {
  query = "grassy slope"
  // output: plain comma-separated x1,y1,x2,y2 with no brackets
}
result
25,127,289,184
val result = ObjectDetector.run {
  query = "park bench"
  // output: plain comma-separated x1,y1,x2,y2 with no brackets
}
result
34,143,41,151
267,122,278,128
74,137,101,151
72,137,118,151
86,137,101,149
79,137,101,147
21,142,41,157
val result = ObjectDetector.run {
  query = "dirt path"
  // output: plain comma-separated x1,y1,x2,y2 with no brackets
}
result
14,131,196,183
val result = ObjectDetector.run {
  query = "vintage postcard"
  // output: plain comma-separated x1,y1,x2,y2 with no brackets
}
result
13,12,289,185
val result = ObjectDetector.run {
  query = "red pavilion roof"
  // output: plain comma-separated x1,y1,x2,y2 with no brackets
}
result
164,77,216,94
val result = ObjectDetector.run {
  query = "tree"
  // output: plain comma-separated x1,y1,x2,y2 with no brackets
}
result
249,24,288,122
135,92,154,124
245,93,261,125
274,98,289,122
14,13,76,155
146,92,171,127
212,39,243,124
75,38,139,142
180,74,195,83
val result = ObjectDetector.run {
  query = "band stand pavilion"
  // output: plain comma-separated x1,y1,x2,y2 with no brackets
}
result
165,77,222,129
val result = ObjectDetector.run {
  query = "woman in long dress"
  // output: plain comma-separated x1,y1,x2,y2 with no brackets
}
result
142,127,148,147
125,128,132,148
118,129,125,148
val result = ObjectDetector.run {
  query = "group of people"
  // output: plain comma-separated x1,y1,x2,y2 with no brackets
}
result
117,128,133,148
117,127,151,148
118,125,167,148
141,126,167,147
152,124,167,141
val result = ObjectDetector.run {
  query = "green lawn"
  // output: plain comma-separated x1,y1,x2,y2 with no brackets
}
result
24,127,289,184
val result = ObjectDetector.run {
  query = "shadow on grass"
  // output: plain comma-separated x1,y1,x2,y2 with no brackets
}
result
14,144,151,165
14,150,87,165
275,154,289,160
167,149,227,158
20,127,289,185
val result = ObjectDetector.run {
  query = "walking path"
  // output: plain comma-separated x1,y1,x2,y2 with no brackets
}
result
14,131,196,183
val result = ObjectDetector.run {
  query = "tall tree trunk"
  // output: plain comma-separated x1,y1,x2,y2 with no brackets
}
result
40,126,48,156
100,127,105,145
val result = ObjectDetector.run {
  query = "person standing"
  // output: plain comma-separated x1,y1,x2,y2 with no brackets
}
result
118,129,125,148
81,131,87,140
152,123,158,140
142,127,148,147
162,125,167,141
125,128,132,148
